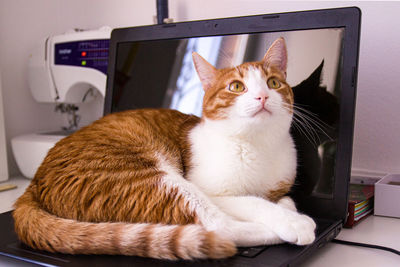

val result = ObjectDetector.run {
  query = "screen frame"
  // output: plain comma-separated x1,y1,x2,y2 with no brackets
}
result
105,7,361,222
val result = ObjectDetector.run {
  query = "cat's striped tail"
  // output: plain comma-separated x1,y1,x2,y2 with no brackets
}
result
12,187,237,260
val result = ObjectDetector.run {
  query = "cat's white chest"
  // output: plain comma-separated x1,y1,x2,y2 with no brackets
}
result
187,122,296,197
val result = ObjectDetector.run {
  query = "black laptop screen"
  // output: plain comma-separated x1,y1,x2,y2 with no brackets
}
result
106,8,360,221
111,28,343,201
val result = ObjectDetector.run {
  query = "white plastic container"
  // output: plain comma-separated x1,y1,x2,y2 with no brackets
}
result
374,174,400,218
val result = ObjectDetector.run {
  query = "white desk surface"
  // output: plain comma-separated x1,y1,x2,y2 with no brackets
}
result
301,215,400,267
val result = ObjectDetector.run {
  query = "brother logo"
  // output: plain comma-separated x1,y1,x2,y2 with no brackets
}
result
59,49,72,55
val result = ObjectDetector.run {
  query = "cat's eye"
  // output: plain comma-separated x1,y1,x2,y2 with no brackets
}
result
228,81,246,93
267,78,281,89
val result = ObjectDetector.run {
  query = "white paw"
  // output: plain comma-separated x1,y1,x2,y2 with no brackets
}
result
277,196,297,211
273,210,316,246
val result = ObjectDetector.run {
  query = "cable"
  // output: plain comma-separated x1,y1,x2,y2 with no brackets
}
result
332,239,400,256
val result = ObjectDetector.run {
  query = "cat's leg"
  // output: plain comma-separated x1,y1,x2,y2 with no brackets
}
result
161,175,282,246
157,157,282,247
210,196,316,246
276,196,297,211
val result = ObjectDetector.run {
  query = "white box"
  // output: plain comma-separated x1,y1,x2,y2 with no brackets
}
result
374,174,400,218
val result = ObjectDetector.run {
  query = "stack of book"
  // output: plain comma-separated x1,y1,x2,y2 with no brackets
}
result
344,184,374,228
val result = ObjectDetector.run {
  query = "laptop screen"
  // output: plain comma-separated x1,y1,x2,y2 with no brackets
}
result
105,8,360,221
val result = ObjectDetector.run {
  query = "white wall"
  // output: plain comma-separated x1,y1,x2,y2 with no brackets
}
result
1,0,399,177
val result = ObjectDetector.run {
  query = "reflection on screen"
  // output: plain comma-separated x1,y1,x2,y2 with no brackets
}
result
112,28,344,200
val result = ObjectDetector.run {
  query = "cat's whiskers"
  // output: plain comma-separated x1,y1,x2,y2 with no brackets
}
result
292,110,321,143
292,115,321,146
291,104,333,130
268,100,332,147
291,104,333,141
291,116,316,144
242,104,260,115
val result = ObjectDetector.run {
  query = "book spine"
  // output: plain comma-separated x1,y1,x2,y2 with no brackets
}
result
344,202,356,228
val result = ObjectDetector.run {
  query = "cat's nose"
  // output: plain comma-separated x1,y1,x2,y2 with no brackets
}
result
255,94,269,105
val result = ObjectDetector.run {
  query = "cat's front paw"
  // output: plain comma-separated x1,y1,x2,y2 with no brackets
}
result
276,196,297,211
273,210,316,246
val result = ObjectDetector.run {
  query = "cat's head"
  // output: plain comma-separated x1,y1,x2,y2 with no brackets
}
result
193,37,293,132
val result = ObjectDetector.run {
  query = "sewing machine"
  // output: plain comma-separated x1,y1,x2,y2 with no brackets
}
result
11,27,111,178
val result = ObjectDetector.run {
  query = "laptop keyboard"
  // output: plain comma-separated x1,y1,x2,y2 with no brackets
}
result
238,246,268,258
237,218,339,258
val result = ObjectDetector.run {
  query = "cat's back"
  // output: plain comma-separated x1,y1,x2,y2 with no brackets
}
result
32,108,200,222
77,108,200,145
44,108,200,162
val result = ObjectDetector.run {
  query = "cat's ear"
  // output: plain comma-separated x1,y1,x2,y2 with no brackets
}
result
263,37,287,76
192,52,217,91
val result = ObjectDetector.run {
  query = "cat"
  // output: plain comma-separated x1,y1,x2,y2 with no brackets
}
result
13,37,316,261
290,60,340,198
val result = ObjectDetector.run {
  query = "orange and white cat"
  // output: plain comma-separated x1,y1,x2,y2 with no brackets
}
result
13,37,316,260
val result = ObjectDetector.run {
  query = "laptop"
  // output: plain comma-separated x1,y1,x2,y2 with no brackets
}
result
0,7,361,266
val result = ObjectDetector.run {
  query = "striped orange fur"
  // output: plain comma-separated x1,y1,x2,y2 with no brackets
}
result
13,109,236,259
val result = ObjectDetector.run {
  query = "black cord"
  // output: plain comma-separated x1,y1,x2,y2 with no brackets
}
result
332,239,400,256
